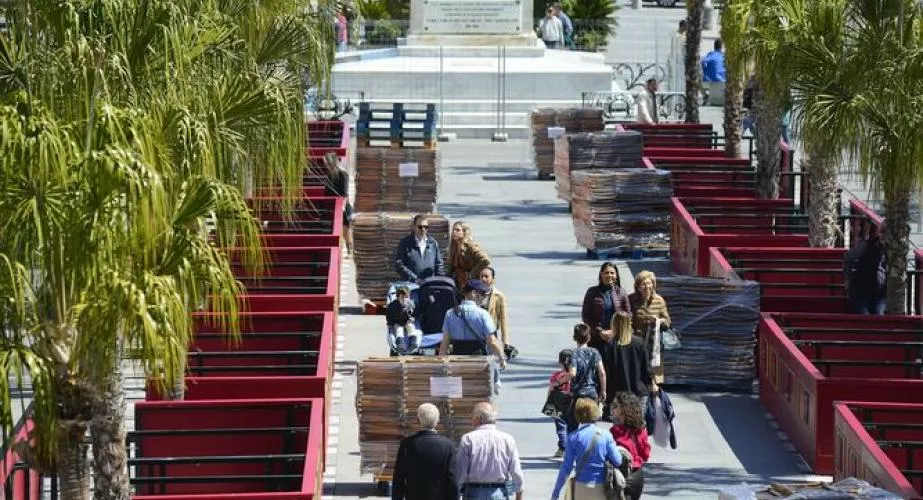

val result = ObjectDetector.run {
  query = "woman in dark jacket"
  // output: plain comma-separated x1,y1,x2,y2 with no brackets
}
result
581,262,631,358
605,312,656,413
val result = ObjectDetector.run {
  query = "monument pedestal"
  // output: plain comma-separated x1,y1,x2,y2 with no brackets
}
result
332,0,615,138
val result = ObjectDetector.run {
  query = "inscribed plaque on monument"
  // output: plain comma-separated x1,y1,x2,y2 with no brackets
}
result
422,0,521,34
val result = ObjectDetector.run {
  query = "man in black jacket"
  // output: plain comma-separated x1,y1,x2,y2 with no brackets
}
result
392,403,458,500
394,214,445,283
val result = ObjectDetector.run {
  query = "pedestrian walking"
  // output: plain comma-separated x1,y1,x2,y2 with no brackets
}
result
667,20,687,93
456,402,525,500
843,221,886,315
553,3,574,49
394,214,445,284
538,7,564,49
335,9,349,52
547,349,573,457
635,78,659,124
604,312,656,415
447,220,492,289
581,262,631,358
392,403,459,500
628,270,670,386
565,323,607,433
551,398,624,500
479,266,512,350
701,39,726,104
321,152,353,255
609,392,651,500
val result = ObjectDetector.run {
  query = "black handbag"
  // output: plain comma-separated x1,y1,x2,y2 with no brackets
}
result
504,344,519,360
541,388,573,419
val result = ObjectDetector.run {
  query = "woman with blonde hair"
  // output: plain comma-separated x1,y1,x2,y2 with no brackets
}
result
628,270,671,385
447,220,491,289
551,398,623,500
603,311,655,417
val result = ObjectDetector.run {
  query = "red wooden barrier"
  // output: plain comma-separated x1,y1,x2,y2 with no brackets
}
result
1,418,41,500
624,123,715,148
248,197,345,248
132,398,323,499
758,313,923,474
709,247,849,313
648,156,754,198
643,147,726,158
306,120,349,158
225,247,340,311
834,401,923,499
670,197,809,276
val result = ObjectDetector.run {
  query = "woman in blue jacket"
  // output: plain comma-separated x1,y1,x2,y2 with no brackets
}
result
551,398,623,499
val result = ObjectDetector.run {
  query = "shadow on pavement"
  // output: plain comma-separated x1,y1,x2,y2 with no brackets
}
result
439,201,566,219
702,394,809,479
642,463,759,497
515,250,584,261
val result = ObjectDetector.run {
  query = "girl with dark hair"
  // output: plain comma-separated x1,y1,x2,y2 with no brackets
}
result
581,262,631,358
609,392,651,500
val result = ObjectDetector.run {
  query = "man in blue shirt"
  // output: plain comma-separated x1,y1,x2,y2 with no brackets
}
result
439,280,507,369
554,3,574,49
702,39,726,82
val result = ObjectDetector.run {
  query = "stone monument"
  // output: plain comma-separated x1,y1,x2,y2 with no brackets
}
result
332,0,616,138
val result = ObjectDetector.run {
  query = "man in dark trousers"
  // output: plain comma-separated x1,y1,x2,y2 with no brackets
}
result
392,403,458,500
394,214,445,284
843,221,887,315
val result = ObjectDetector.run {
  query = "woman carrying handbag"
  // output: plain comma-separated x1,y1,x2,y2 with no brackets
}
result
551,398,624,500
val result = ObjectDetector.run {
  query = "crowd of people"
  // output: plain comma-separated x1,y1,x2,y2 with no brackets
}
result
388,216,678,499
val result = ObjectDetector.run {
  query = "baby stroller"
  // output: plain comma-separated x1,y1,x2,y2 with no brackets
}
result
386,276,458,356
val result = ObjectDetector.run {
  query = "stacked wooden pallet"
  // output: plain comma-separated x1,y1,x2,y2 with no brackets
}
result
357,103,437,149
657,275,760,391
355,148,440,213
352,213,450,300
357,356,494,476
530,108,604,180
570,168,673,253
554,131,644,201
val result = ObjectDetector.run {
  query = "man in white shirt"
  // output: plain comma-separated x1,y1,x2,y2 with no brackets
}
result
538,7,564,49
635,78,659,124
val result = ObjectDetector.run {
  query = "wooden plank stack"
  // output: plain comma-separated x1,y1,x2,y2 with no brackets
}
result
554,131,644,201
352,212,450,300
357,356,495,476
570,168,673,253
530,108,604,179
355,147,440,213
657,275,760,391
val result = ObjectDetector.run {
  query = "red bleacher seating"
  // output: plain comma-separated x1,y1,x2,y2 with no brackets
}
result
758,313,923,474
834,401,923,499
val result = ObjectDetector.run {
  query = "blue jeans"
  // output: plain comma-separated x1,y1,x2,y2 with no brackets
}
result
554,417,567,450
463,485,509,500
849,296,886,315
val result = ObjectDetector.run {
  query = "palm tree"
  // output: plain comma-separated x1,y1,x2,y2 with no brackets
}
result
720,0,752,158
782,0,854,248
747,0,793,198
0,0,336,497
684,0,705,124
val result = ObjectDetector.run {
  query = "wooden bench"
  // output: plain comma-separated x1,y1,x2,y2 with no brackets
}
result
247,196,345,247
223,247,339,311
646,156,755,198
758,313,923,474
623,123,716,148
834,401,923,499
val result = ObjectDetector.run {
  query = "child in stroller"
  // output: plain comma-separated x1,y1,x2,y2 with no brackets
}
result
386,286,419,352
385,276,458,355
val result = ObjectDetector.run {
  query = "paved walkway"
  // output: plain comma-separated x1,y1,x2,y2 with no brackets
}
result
325,139,819,499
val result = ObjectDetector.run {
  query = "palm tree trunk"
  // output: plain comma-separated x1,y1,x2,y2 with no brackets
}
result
90,352,130,500
883,184,911,314
803,147,839,247
57,420,91,500
684,0,705,124
753,86,783,198
723,71,743,158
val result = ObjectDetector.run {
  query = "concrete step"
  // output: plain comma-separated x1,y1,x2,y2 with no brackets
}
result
360,98,588,113
437,124,531,139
